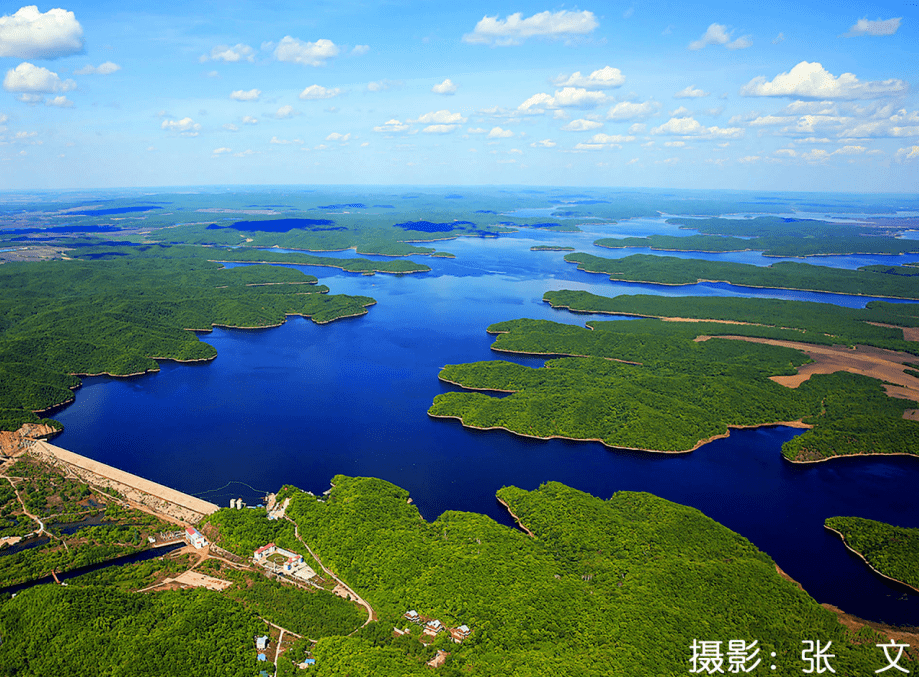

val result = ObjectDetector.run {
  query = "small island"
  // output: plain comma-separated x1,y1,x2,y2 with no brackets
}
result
530,245,575,251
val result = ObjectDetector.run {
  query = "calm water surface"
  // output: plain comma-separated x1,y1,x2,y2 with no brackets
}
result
53,225,919,625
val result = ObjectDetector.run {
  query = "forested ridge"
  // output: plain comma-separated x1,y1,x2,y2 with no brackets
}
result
0,244,375,431
825,517,919,591
267,476,885,675
565,252,919,298
429,316,919,460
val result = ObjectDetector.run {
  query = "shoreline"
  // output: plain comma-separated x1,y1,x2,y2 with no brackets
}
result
496,496,535,537
787,450,919,465
208,258,429,274
593,242,919,260
427,411,812,454
824,525,919,594
565,259,919,301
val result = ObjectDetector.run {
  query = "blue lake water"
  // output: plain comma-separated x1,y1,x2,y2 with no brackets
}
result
53,225,919,625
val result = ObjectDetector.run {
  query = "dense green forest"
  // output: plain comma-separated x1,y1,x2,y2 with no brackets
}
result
565,252,919,298
428,317,919,460
0,585,265,677
543,290,919,352
594,215,919,257
825,517,919,591
0,245,376,431
267,476,886,675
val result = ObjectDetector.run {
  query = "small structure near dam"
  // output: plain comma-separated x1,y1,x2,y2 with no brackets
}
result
31,441,219,524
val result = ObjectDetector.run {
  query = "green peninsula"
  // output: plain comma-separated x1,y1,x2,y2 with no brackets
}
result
825,517,919,592
565,252,919,299
429,313,919,461
0,245,375,431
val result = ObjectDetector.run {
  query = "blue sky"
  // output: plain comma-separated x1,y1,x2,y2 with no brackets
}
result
0,1,916,191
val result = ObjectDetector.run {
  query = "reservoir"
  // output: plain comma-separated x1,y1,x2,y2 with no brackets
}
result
52,217,919,626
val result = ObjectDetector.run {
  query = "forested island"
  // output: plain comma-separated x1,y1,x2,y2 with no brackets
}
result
565,252,919,298
0,244,376,432
596,215,919,257
825,517,919,593
430,291,919,461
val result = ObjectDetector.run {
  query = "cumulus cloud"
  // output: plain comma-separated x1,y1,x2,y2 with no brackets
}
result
463,10,598,46
299,84,341,100
896,145,919,161
590,133,635,144
432,78,457,95
530,139,556,148
230,89,260,101
651,116,744,138
161,117,201,135
519,87,607,112
367,79,400,92
223,123,239,131
4,62,75,93
326,132,350,141
741,61,908,100
242,115,258,125
351,44,370,55
45,95,72,107
213,147,232,155
201,44,255,63
74,61,120,76
670,106,691,117
487,126,513,138
606,100,661,121
0,6,83,59
373,119,410,133
844,17,902,37
553,66,624,89
772,33,785,44
562,119,603,132
674,85,709,99
688,23,752,50
274,36,339,66
409,110,467,125
628,123,645,134
423,124,459,134
270,136,304,145
275,105,296,119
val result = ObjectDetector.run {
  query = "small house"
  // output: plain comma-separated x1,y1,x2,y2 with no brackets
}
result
184,526,207,549
424,619,444,636
450,624,471,642
256,635,269,650
404,610,420,623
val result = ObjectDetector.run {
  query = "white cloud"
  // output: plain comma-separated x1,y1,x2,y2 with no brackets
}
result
432,78,457,95
590,133,635,144
351,44,370,55
741,62,908,100
367,79,400,92
844,18,902,37
774,148,797,157
553,66,625,89
299,84,341,100
0,6,83,59
896,146,919,161
161,117,201,135
270,136,303,145
772,33,785,44
688,23,751,50
749,115,796,126
519,87,607,111
74,61,120,76
530,139,556,148
326,132,350,141
275,105,296,119
651,116,744,138
3,62,75,93
674,85,709,99
242,116,258,125
628,123,645,134
223,123,239,131
274,36,339,66
230,89,260,101
45,95,72,107
201,44,255,63
467,127,487,134
423,124,459,134
410,110,466,124
664,141,686,147
737,156,760,163
463,10,598,46
834,145,866,155
213,147,232,155
670,106,691,117
233,149,255,157
205,70,219,78
606,100,661,121
562,119,603,131
16,93,42,103
373,119,409,133
488,126,513,138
